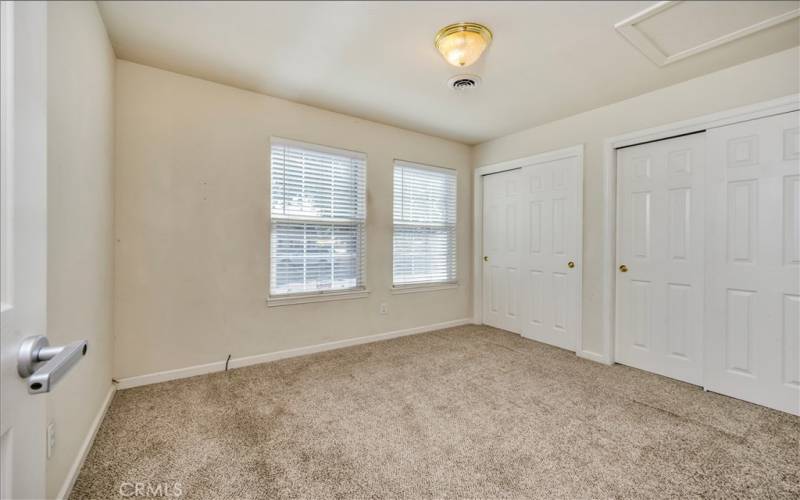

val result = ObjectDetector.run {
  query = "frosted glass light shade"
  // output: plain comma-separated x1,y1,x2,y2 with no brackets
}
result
435,23,492,67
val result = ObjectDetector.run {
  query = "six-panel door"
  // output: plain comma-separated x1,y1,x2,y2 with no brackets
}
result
482,169,522,333
520,157,581,350
615,133,706,385
705,111,800,415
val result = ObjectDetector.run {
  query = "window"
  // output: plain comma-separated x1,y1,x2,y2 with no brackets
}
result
270,139,366,297
393,161,457,287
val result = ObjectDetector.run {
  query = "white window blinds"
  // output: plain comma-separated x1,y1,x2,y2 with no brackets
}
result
270,139,367,296
393,161,457,286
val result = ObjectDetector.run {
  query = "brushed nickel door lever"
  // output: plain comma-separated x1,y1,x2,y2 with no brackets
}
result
18,336,88,394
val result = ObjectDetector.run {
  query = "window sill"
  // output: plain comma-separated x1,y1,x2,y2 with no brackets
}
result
267,289,370,307
391,283,459,295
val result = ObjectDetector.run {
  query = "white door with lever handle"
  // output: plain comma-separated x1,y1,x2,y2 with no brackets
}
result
0,4,87,498
0,4,48,497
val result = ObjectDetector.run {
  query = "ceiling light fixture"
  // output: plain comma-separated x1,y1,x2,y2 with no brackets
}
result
435,22,493,67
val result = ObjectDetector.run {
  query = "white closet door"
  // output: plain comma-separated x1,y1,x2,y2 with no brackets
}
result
520,157,581,350
482,169,522,333
705,111,800,415
616,133,705,385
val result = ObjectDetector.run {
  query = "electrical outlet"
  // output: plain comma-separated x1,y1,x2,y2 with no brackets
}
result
379,302,389,315
46,422,55,459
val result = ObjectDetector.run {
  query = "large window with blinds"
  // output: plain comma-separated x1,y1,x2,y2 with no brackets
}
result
393,161,457,287
270,138,367,297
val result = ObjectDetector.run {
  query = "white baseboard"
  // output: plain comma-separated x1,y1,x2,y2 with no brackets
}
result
115,358,228,390
116,318,473,390
57,384,116,500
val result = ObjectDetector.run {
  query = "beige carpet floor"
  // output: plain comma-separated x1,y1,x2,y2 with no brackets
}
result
71,325,800,499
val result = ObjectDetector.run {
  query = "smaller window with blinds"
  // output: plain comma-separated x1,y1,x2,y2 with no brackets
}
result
270,138,367,297
393,161,457,287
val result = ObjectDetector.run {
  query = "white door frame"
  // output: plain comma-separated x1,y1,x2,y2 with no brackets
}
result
599,94,800,365
473,144,584,350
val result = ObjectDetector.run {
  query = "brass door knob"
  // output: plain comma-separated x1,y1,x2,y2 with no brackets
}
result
567,261,575,268
619,264,628,273
483,256,489,262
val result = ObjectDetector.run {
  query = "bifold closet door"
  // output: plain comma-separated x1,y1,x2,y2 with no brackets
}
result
615,133,705,385
519,157,581,350
482,169,522,333
705,111,800,415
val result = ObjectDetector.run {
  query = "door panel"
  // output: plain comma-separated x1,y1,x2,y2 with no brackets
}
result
631,280,652,349
666,283,690,358
519,156,581,350
482,169,521,333
705,111,800,415
725,289,755,374
783,174,799,265
667,188,690,260
783,294,799,387
631,191,651,258
528,270,543,325
616,133,705,385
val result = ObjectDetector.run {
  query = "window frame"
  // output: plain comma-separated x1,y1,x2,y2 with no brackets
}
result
392,159,458,290
267,137,369,305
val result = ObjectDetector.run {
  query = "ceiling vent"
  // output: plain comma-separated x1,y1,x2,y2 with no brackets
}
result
448,74,481,90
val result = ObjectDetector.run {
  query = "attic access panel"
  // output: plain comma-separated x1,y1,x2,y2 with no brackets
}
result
615,0,800,66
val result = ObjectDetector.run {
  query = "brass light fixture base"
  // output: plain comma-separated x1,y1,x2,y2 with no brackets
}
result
435,22,493,47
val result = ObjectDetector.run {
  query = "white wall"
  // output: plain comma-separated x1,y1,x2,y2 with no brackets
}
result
113,61,472,380
473,47,800,359
46,2,115,497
